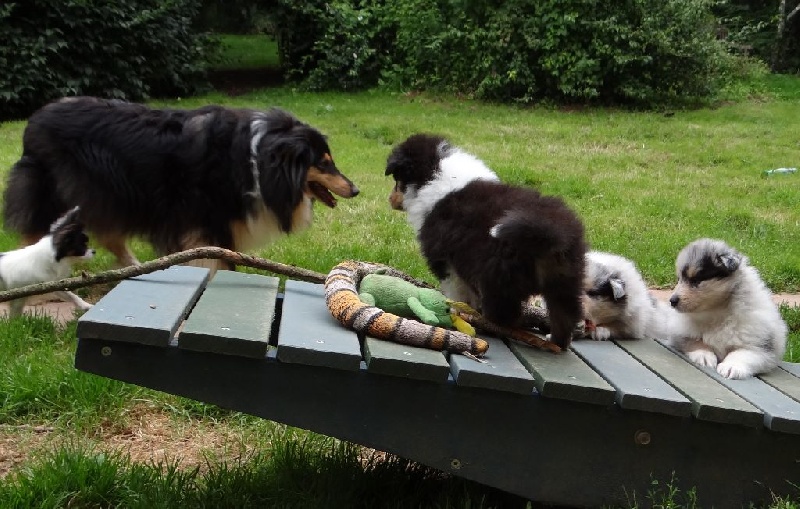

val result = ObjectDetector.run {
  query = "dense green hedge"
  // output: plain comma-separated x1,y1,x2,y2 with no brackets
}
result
273,0,741,106
0,0,214,120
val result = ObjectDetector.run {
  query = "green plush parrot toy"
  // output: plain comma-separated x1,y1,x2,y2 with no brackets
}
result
358,273,476,336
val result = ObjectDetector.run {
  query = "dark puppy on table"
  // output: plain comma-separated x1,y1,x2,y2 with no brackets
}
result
385,134,586,348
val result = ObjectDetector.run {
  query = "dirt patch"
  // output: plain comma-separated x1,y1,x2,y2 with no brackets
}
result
0,404,269,479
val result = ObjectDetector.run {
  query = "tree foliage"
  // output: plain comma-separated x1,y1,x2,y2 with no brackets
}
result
272,0,740,106
0,0,215,120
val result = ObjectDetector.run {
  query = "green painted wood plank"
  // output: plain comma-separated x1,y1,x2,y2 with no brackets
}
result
276,280,362,371
76,266,210,347
760,367,800,403
509,342,615,405
780,362,800,378
178,271,278,358
450,336,535,394
616,339,762,427
690,361,800,434
571,340,691,417
363,338,450,383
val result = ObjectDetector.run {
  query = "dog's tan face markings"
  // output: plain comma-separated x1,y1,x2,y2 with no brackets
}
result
388,182,404,210
670,238,742,313
305,154,360,207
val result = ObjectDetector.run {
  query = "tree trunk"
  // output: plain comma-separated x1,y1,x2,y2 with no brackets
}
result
774,0,800,71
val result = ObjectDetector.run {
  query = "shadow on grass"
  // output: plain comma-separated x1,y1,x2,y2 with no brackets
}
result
208,67,284,96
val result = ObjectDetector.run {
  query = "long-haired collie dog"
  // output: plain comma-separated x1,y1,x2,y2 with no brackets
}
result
3,97,359,270
385,134,586,349
666,238,787,379
0,207,94,317
583,251,683,341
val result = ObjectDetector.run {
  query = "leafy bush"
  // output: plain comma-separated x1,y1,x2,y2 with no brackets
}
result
272,0,740,106
0,0,215,121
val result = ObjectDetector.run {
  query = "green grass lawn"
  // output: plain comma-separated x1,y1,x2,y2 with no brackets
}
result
1,71,800,507
209,34,280,71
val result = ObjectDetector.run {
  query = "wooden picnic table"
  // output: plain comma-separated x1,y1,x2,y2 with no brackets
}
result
74,266,800,508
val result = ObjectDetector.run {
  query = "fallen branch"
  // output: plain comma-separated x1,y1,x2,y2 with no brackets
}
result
0,247,326,304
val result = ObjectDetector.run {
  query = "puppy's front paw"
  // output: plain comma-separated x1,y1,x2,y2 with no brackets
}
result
717,361,754,380
591,326,611,341
78,302,93,311
687,349,718,368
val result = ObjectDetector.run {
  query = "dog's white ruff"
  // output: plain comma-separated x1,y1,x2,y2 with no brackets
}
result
403,145,499,235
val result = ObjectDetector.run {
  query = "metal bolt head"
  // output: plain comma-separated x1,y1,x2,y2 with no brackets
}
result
635,430,651,445
450,459,462,470
101,346,112,357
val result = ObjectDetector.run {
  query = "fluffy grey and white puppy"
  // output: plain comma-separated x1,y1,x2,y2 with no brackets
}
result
583,251,681,341
667,238,787,379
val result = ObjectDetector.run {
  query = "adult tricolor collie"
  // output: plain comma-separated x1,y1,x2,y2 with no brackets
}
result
385,134,586,348
3,97,360,270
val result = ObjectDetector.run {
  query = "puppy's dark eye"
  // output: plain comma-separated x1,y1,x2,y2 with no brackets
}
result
586,283,613,299
685,277,701,287
686,266,727,287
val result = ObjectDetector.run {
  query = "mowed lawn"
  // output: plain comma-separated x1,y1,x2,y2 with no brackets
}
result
3,79,798,291
0,72,799,508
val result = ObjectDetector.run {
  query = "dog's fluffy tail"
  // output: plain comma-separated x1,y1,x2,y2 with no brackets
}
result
3,155,64,236
490,206,583,256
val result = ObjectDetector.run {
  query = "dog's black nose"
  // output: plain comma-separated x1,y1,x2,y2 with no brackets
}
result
669,295,679,308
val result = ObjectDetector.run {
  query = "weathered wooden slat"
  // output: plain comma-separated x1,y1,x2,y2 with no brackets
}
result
760,367,800,403
450,336,535,395
616,339,763,427
178,271,278,358
76,266,210,347
276,280,362,371
363,338,450,383
571,340,691,417
780,362,800,378
509,341,616,405
694,364,800,434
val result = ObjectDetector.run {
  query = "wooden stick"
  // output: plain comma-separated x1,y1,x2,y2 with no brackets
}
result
456,311,562,353
0,247,327,303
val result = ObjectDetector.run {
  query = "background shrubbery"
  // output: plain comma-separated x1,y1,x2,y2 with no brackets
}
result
1,0,797,117
0,0,215,120
272,0,745,106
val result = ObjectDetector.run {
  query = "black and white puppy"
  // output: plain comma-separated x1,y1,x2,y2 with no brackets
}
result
667,238,787,379
385,134,586,348
0,207,94,317
583,251,683,341
3,96,360,271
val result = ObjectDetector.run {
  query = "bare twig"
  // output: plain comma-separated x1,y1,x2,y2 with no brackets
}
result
456,311,562,353
0,247,326,304
788,2,800,22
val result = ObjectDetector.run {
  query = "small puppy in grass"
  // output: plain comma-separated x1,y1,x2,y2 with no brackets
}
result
0,207,94,317
385,134,587,349
583,250,683,341
666,238,787,379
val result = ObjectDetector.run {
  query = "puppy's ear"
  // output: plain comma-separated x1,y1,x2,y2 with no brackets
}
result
716,251,742,273
610,278,626,300
49,206,82,234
